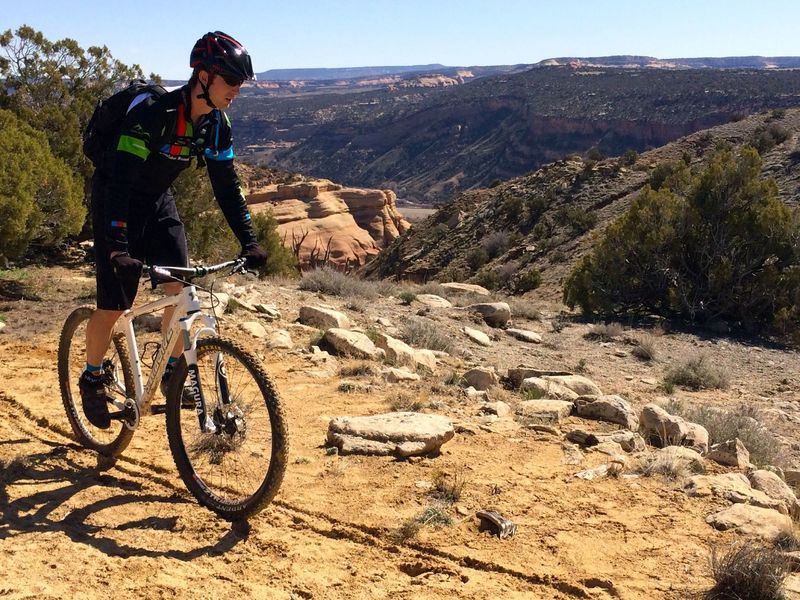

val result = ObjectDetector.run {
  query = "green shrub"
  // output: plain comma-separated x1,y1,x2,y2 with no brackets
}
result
512,269,542,294
0,109,84,259
398,291,416,305
466,246,489,271
564,147,800,337
664,354,730,391
752,123,791,154
555,206,597,235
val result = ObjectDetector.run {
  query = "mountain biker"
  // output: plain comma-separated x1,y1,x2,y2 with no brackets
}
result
80,31,267,429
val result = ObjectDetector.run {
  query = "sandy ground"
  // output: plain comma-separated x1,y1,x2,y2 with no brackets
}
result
0,264,797,599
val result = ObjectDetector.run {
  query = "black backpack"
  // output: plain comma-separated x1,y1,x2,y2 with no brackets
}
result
83,79,167,167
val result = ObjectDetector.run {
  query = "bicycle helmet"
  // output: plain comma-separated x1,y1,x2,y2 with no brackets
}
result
190,31,255,107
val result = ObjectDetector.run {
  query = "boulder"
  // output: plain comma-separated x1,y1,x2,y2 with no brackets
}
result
749,470,800,516
462,327,492,347
416,294,452,308
507,367,572,388
374,333,416,367
639,404,708,452
255,304,282,320
506,328,543,344
517,400,574,424
413,349,437,373
382,367,421,383
542,375,602,397
466,302,511,327
566,429,646,453
575,395,639,430
706,504,793,543
479,401,511,417
240,321,268,338
441,282,491,296
463,367,499,391
520,377,579,401
327,412,454,457
706,438,751,469
228,296,257,313
685,473,787,513
267,329,293,349
322,328,385,360
299,306,351,330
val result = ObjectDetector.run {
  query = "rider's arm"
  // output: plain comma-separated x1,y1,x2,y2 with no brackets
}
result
204,111,258,249
103,97,165,253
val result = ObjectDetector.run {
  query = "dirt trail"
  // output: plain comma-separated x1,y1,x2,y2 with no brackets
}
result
0,266,767,599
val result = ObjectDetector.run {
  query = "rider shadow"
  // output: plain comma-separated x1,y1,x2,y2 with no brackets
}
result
0,445,247,559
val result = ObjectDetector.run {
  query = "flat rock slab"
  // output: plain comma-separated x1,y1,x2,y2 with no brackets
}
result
466,302,511,327
506,328,543,344
463,327,492,347
323,328,385,360
299,306,351,330
327,412,454,458
417,294,452,308
441,282,491,296
517,399,574,423
706,503,793,542
543,375,602,396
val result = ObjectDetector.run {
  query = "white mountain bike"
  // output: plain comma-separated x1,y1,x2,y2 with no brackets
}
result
57,259,288,520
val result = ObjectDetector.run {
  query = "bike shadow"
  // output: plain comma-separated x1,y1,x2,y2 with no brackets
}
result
0,444,247,559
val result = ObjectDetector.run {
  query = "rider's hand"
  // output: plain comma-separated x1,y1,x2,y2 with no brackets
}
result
110,252,143,282
240,244,267,269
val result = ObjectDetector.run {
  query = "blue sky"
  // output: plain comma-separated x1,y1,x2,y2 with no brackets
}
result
4,0,800,79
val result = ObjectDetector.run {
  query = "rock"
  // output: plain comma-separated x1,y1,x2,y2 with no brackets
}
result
299,306,351,330
462,327,492,347
240,321,268,338
0,321,5,332
506,367,572,388
466,302,511,327
707,438,751,468
520,377,579,400
566,429,646,453
440,282,491,296
463,367,499,391
326,412,454,457
267,329,293,349
542,375,602,397
323,328,385,360
413,349,437,373
706,504,793,543
464,387,490,401
228,296,257,313
686,473,786,513
255,304,282,320
575,395,639,430
506,329,543,344
517,400,574,423
416,294,452,308
376,317,393,327
749,470,800,516
575,464,610,480
593,441,626,456
561,443,586,465
202,292,229,313
480,401,511,417
382,367,421,383
374,333,416,366
639,404,708,452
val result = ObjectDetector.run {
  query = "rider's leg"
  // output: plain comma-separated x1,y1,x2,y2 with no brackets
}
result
86,308,124,366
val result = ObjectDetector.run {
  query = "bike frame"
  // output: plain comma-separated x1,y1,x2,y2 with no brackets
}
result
112,282,220,432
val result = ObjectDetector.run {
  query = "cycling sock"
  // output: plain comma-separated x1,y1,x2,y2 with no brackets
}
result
168,356,178,365
85,362,103,377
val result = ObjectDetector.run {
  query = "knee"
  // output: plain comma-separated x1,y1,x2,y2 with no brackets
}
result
94,308,124,324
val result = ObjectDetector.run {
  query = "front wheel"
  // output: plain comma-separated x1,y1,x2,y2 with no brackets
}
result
165,336,289,520
57,306,135,457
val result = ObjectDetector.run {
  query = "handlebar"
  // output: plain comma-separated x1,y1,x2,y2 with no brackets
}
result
142,258,248,282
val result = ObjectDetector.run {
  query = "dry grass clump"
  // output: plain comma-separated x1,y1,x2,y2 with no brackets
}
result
506,298,543,322
585,321,624,341
400,317,455,354
429,468,469,504
0,454,34,483
387,391,429,412
337,381,372,394
631,333,658,361
338,363,379,378
390,503,454,543
299,267,396,299
664,353,730,391
632,451,695,481
705,541,789,600
663,400,781,467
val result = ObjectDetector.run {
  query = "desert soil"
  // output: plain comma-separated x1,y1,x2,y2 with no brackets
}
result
0,263,798,599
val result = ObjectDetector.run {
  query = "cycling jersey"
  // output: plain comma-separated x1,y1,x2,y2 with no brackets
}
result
102,85,256,253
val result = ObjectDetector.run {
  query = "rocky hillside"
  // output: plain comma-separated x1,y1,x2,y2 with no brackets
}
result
232,66,800,203
363,108,800,299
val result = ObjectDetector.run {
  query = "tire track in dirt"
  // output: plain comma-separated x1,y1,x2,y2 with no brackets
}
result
0,390,613,600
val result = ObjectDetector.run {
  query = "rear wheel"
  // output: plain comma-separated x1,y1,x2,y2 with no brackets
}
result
57,306,135,456
166,336,288,521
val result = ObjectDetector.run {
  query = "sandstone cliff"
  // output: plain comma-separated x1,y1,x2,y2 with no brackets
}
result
246,180,411,269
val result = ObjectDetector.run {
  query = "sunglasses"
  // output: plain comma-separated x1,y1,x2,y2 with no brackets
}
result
217,72,244,87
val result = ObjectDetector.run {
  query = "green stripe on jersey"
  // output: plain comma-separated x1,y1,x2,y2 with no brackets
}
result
117,135,150,159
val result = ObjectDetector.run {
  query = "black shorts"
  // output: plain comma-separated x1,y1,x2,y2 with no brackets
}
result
91,174,188,310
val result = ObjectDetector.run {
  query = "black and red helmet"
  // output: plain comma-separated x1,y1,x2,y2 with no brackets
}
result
190,31,255,82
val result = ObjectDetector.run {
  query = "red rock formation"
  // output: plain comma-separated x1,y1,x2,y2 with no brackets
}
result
246,180,411,269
